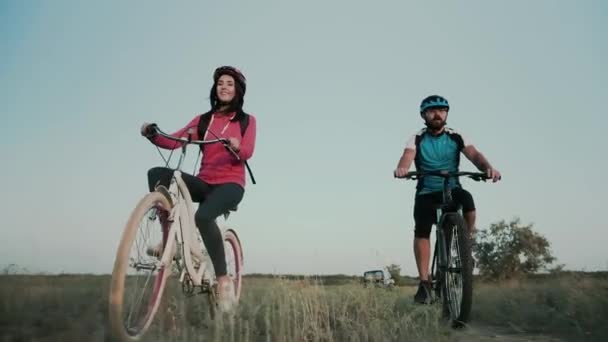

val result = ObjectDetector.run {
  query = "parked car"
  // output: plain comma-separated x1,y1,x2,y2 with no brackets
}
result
362,269,395,289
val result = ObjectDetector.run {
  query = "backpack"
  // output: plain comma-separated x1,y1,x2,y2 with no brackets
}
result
197,110,256,184
413,128,465,152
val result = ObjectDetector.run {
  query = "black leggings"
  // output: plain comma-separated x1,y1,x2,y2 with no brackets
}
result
147,167,244,277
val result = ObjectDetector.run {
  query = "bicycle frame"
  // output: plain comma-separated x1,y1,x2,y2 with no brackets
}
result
151,127,234,288
158,171,214,287
433,175,463,286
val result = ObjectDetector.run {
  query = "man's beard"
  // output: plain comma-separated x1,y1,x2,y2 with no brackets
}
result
425,117,446,131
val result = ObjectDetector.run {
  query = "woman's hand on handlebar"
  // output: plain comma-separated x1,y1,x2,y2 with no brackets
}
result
140,122,157,138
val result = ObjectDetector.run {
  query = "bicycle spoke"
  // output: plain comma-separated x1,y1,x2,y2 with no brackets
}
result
123,207,165,333
446,225,463,320
224,239,238,295
109,188,176,341
126,273,154,332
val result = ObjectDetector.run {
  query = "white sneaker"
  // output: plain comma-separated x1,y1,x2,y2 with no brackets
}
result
217,281,236,313
146,241,181,260
146,241,163,257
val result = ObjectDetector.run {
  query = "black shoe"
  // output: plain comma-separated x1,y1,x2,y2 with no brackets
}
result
414,280,432,304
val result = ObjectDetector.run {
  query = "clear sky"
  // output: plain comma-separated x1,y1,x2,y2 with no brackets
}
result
1,0,607,276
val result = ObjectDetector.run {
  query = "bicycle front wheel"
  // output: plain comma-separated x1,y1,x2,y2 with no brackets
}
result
440,213,473,327
109,191,173,341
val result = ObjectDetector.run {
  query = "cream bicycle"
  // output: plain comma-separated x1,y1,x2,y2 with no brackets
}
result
108,126,244,341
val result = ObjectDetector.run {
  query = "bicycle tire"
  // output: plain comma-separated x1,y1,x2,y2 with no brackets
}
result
431,243,441,302
223,228,244,302
109,191,173,341
440,213,473,327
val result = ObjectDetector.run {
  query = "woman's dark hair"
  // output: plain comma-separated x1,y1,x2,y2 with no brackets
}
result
206,66,248,121
209,79,244,110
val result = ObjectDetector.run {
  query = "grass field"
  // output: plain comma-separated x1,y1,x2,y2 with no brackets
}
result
1,272,606,341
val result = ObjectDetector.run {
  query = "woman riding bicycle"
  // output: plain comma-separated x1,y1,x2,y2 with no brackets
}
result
140,65,257,312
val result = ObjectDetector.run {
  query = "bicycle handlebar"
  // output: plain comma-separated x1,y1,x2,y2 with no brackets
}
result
150,125,228,145
397,171,498,182
148,125,241,161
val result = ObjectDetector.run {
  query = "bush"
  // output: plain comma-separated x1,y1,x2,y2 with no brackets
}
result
474,217,562,280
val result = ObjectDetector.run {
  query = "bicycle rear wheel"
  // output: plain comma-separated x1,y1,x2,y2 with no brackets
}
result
440,213,473,327
109,192,173,341
223,229,244,302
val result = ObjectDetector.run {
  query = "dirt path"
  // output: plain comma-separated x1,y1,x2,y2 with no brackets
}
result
450,323,564,342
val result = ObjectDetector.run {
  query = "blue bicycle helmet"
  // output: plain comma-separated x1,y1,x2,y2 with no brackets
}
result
420,95,449,114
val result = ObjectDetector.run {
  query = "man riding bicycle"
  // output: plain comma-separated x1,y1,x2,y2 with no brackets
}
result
393,95,501,304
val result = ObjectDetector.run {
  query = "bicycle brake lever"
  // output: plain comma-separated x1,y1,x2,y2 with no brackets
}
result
222,142,241,160
469,175,483,182
187,128,194,143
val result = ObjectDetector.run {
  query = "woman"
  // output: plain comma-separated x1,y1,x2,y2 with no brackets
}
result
140,65,256,311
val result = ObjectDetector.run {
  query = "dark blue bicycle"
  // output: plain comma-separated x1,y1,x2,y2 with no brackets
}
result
404,170,492,327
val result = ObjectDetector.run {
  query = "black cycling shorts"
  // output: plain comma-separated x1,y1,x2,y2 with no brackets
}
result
413,187,475,239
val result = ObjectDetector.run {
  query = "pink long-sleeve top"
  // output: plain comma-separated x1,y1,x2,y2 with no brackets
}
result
150,112,256,188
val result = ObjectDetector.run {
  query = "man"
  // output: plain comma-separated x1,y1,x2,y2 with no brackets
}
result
394,95,501,304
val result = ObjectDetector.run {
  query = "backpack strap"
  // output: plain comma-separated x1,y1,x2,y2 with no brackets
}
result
236,112,256,184
239,112,249,137
413,131,426,194
197,111,213,141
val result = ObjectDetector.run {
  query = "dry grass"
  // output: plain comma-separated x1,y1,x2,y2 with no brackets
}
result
0,273,606,341
471,273,608,341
